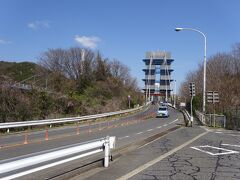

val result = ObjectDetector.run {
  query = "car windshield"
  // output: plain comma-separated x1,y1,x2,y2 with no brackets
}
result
159,108,167,111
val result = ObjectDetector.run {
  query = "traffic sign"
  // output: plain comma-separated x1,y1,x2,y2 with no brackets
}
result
207,91,219,103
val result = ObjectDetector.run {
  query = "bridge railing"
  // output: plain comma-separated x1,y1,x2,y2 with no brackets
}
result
0,136,116,179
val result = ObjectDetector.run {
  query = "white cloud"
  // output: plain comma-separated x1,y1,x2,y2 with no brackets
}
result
27,20,50,29
74,35,101,49
0,39,11,44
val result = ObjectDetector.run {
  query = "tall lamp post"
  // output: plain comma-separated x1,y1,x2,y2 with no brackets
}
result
175,27,207,113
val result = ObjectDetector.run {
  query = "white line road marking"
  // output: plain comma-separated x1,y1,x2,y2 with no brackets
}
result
136,132,143,135
167,119,178,125
163,124,167,127
170,119,178,124
191,145,239,156
147,129,153,132
215,132,223,134
157,126,162,129
222,144,240,148
118,136,129,140
118,131,208,180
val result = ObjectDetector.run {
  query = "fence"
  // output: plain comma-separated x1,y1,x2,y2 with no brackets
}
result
232,116,240,130
0,136,115,180
195,110,226,128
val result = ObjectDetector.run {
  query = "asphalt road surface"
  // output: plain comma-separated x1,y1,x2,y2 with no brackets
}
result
82,120,240,180
0,105,184,179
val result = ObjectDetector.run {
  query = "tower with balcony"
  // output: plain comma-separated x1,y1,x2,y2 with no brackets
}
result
142,51,174,102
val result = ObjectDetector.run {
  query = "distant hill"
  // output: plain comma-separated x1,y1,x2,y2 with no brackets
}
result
0,61,41,82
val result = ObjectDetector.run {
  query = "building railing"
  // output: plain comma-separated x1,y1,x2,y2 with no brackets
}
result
0,136,116,179
144,75,156,80
144,65,156,70
146,51,171,59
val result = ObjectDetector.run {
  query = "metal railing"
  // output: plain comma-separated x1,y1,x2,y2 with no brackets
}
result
0,106,145,130
195,110,206,126
183,109,191,126
195,110,226,128
0,136,116,180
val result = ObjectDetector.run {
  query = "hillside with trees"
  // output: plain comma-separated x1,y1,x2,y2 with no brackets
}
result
179,43,240,129
0,48,143,123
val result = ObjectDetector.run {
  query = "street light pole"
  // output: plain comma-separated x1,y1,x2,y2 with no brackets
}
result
175,27,207,113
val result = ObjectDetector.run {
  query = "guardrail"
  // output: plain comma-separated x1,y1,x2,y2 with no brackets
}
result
0,106,146,130
195,110,206,125
0,136,116,180
181,109,191,126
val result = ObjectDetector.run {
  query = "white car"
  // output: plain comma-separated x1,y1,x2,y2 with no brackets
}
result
156,106,169,118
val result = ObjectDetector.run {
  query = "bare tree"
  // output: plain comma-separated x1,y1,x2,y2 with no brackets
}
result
110,59,130,81
179,43,240,115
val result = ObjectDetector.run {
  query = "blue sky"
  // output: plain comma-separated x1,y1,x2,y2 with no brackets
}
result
1,0,240,91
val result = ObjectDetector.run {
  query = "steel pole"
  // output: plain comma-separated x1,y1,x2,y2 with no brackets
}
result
174,80,176,108
191,96,193,126
175,27,207,113
203,35,207,113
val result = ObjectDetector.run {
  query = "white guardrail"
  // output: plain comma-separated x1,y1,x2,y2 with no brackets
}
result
184,109,191,121
182,109,191,123
0,105,147,130
195,110,206,125
0,136,116,180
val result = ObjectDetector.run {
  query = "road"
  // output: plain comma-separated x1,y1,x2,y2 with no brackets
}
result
0,106,154,148
0,105,183,179
81,120,240,180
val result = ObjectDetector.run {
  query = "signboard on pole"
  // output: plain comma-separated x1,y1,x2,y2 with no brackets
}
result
207,91,219,103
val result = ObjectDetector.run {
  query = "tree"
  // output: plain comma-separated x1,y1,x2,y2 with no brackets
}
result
179,43,240,117
110,59,130,81
94,52,111,81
